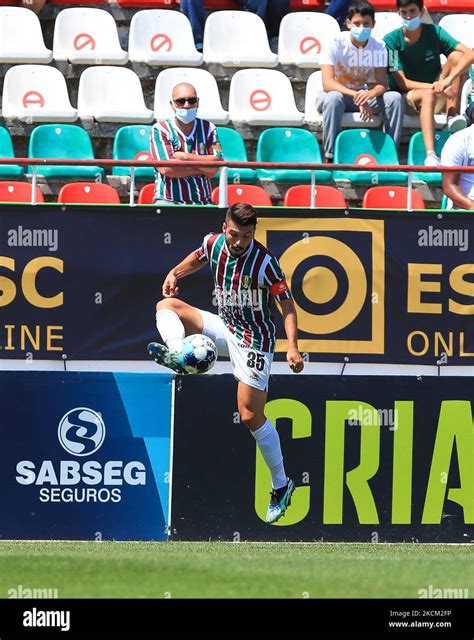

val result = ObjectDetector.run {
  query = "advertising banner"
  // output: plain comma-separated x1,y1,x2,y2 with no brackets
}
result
0,205,472,364
171,374,473,542
0,371,172,540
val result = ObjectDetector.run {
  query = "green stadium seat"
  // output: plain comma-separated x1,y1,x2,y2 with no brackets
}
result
28,124,104,180
112,125,154,180
256,128,332,184
333,129,407,185
0,126,24,179
215,127,256,184
407,131,450,186
441,194,449,209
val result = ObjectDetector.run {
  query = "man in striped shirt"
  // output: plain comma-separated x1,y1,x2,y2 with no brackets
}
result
150,82,223,205
148,203,304,523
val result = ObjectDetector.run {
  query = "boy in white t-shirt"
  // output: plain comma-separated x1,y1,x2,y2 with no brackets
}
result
441,103,474,211
316,0,404,162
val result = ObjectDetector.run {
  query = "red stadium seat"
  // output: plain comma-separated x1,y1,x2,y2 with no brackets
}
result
0,181,44,203
116,0,175,7
57,182,121,204
193,0,325,8
212,185,272,206
50,0,104,5
366,0,397,8
288,0,326,7
362,186,426,209
284,185,347,208
425,0,473,11
138,183,155,204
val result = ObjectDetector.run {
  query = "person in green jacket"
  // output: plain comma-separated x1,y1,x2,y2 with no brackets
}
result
384,0,473,166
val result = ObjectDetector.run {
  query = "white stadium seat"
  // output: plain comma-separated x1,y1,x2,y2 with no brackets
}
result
78,67,153,123
304,70,382,127
372,12,402,40
278,12,340,67
229,69,304,126
154,67,229,124
439,14,474,48
203,10,278,67
0,7,52,64
129,9,202,66
53,8,127,65
2,65,77,122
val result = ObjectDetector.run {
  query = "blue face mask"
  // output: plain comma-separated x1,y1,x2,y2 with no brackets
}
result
350,26,372,42
175,107,197,124
402,15,421,31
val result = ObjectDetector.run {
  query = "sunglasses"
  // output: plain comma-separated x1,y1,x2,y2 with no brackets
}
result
173,97,198,106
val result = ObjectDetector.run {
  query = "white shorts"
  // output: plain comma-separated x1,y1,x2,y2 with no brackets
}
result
197,308,273,391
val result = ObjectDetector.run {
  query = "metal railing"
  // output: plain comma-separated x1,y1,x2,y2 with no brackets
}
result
1,157,473,209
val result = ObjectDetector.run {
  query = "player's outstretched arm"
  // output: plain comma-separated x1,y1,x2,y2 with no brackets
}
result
278,297,304,374
162,251,205,298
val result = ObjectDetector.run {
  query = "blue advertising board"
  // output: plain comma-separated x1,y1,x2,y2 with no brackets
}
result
0,205,472,365
0,371,172,540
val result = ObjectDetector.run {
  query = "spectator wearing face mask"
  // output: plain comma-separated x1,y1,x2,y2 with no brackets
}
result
316,0,404,163
384,0,473,167
150,83,223,205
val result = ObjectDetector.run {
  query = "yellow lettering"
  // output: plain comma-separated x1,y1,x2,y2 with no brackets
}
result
0,257,17,307
449,265,474,315
407,264,442,314
46,326,63,351
21,325,40,351
407,331,429,356
22,257,63,309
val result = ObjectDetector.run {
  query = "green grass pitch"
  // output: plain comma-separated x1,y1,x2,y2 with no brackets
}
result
0,541,472,599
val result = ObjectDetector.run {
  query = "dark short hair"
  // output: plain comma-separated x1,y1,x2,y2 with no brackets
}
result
347,1,375,21
396,0,423,9
225,203,257,227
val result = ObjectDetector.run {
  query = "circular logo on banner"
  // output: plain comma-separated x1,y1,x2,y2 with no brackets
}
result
150,33,173,52
58,408,106,457
249,89,271,112
22,91,44,108
355,154,378,166
279,236,367,335
73,33,96,51
299,36,321,55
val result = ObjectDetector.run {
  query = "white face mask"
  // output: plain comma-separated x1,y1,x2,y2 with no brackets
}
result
175,107,198,124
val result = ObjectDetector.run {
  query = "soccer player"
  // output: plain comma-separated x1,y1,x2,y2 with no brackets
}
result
148,203,304,523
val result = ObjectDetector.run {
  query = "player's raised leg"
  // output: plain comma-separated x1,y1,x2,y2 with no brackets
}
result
148,298,204,373
237,381,295,524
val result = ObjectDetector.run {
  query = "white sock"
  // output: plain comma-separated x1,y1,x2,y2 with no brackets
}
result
251,419,287,490
155,309,185,353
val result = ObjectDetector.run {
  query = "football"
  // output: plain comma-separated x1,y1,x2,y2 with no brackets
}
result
181,334,217,374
